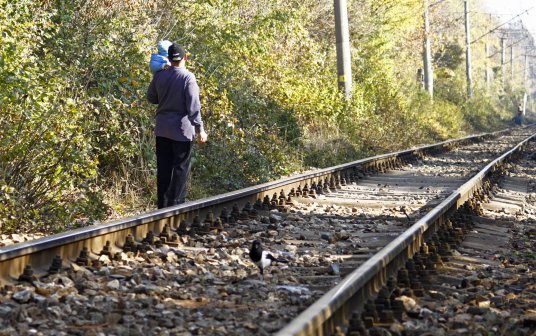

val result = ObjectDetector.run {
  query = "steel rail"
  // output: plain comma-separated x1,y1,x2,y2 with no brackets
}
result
275,131,536,336
0,128,510,283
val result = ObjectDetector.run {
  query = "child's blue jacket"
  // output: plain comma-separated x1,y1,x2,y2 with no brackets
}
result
149,40,172,74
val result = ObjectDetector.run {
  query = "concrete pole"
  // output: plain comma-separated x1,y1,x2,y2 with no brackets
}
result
501,37,506,84
464,0,473,98
423,0,433,99
511,44,514,81
524,53,529,84
335,0,352,99
485,43,491,92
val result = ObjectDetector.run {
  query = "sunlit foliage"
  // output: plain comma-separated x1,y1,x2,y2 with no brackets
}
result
0,0,523,233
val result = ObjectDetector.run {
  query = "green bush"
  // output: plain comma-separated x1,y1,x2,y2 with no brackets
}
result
0,0,522,234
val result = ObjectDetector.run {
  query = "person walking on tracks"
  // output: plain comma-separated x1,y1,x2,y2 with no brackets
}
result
514,103,523,126
147,42,208,208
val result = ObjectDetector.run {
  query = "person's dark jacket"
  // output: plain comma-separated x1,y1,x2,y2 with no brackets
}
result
147,66,204,142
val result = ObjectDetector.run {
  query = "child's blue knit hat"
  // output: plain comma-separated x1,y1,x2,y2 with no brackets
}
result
157,40,172,56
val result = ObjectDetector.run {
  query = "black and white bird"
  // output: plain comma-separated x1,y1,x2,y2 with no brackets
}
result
249,240,288,275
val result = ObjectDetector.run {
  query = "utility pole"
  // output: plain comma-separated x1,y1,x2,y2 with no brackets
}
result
524,53,528,116
423,0,433,99
485,43,491,92
501,37,506,84
524,52,529,83
511,44,515,81
335,0,352,99
464,0,473,98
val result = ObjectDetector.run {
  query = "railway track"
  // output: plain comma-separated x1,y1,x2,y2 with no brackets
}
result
0,126,535,335
374,140,536,336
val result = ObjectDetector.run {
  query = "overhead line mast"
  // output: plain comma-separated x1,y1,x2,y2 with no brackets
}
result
423,0,434,100
335,0,352,99
465,0,473,98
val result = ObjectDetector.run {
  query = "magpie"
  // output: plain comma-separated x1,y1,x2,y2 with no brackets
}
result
249,240,288,275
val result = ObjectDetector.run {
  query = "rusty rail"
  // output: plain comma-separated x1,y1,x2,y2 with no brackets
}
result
275,131,536,336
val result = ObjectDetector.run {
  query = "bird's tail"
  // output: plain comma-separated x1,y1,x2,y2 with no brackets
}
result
268,254,288,263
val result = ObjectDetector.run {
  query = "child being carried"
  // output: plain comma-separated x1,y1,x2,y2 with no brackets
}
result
149,40,172,74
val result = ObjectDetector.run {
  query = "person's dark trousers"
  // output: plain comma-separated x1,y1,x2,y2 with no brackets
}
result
156,136,193,209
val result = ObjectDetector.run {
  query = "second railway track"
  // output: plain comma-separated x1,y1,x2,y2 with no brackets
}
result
0,126,535,335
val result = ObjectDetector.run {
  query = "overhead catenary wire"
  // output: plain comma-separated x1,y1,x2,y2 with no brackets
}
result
488,35,532,58
471,7,533,44
429,0,450,8
503,49,536,64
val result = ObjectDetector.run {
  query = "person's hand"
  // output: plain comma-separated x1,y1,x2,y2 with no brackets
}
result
197,131,208,144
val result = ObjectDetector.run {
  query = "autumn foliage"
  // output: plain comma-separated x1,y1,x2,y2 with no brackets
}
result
0,0,526,233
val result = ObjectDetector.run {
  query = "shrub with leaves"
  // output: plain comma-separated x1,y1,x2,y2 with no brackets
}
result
0,0,524,233
0,1,107,232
